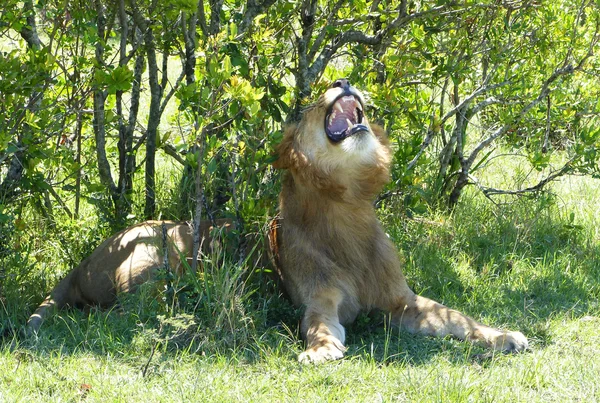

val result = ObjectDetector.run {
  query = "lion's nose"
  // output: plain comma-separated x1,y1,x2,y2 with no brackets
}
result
331,78,350,91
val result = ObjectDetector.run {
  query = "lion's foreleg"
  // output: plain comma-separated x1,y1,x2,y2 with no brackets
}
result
298,288,347,364
393,294,528,352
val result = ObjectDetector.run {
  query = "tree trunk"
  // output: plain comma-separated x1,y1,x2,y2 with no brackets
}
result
122,49,144,204
191,144,204,275
0,149,26,202
143,24,162,219
448,174,469,209
446,90,473,209
0,0,43,202
92,0,118,213
115,0,131,221
182,11,198,86
74,109,83,218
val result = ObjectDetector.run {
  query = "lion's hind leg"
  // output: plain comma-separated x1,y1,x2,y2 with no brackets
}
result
298,288,348,364
392,294,528,353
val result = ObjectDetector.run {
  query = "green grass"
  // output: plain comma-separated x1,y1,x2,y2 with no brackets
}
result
2,175,600,401
2,318,599,401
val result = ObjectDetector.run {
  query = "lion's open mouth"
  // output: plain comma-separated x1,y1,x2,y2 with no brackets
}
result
325,95,368,143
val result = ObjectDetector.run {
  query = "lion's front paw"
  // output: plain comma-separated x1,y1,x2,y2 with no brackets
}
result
493,330,529,352
298,341,346,364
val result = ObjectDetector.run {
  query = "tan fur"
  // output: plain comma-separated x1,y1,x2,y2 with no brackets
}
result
274,82,528,363
27,219,232,332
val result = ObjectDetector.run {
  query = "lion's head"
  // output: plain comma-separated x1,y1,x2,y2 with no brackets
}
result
274,79,391,199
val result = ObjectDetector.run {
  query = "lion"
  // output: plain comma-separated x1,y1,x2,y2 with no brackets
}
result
272,78,528,363
27,219,232,332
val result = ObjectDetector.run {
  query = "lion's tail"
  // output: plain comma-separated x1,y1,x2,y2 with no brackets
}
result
27,271,76,333
26,295,57,333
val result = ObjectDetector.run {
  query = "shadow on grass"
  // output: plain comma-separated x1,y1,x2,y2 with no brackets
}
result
2,197,599,368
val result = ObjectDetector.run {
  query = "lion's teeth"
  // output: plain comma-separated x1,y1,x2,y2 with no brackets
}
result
353,109,358,121
346,118,353,127
355,101,362,111
334,103,344,113
328,114,334,125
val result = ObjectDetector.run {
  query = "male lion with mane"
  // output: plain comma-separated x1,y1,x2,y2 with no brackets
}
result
272,79,528,363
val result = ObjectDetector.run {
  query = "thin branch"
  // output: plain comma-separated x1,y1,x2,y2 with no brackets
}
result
239,0,278,34
159,69,186,114
374,189,403,208
542,95,551,153
406,85,508,172
466,63,576,169
563,0,591,66
406,122,436,171
307,3,457,83
160,44,170,91
46,181,73,219
574,16,600,71
92,0,117,195
204,110,244,133
440,76,449,145
406,74,509,172
440,81,511,125
197,0,209,37
307,0,346,62
478,157,577,197
141,338,158,377
469,96,505,116
160,144,186,166
331,15,382,26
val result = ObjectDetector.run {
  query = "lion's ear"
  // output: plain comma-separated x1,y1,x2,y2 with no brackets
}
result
273,124,297,170
371,123,390,147
370,123,387,140
272,123,346,196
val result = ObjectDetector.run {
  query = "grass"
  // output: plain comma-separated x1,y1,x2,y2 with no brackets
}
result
2,171,600,401
2,319,599,401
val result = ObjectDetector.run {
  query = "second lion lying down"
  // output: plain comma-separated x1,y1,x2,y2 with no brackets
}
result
27,220,233,332
272,79,528,363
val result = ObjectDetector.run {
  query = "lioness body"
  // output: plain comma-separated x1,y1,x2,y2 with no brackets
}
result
274,79,528,363
27,220,230,332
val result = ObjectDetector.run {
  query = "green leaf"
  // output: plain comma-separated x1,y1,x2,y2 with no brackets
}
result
248,101,260,117
108,66,133,93
222,55,233,80
229,22,238,39
207,158,217,174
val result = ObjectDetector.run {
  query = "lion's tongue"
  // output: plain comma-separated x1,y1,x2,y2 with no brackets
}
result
328,97,356,135
328,115,351,134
